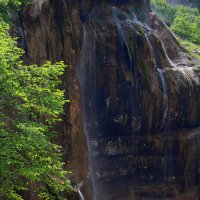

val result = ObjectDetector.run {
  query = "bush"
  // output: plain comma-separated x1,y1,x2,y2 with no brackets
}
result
171,6,200,44
151,0,200,53
0,1,72,199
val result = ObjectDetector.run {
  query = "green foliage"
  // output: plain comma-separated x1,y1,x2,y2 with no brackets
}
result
151,0,200,54
171,6,200,44
0,0,29,22
0,1,72,199
0,0,29,11
151,0,176,25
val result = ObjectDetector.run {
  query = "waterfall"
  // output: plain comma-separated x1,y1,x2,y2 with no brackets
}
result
77,6,158,200
15,0,200,198
157,69,168,101
77,21,98,199
76,4,199,199
157,68,169,122
16,12,27,52
161,45,194,96
77,188,85,200
179,68,193,96
157,68,169,187
112,7,150,65
112,7,132,63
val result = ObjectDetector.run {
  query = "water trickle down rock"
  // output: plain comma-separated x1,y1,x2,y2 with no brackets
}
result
77,188,85,200
16,12,27,51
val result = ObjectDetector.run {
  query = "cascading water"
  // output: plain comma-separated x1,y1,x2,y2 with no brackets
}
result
78,6,141,199
112,7,132,63
157,68,168,122
77,2,200,200
77,188,85,200
157,68,169,188
16,12,27,52
161,46,194,97
77,17,98,199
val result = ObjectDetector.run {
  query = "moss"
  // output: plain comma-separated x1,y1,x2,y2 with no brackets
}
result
152,33,160,44
192,66,200,73
128,34,136,57
141,62,151,85
126,27,138,58
151,33,169,64
135,24,145,36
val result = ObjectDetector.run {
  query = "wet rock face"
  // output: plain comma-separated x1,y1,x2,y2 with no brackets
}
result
20,0,200,199
77,2,200,199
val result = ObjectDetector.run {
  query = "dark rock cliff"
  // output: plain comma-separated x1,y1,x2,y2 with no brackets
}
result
18,0,200,199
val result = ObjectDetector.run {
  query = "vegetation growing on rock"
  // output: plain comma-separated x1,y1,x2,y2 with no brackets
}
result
151,0,200,58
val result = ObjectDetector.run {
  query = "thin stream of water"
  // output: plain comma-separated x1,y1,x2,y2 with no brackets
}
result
16,12,26,51
162,46,193,96
157,68,169,188
112,7,132,64
157,68,168,121
77,188,85,200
